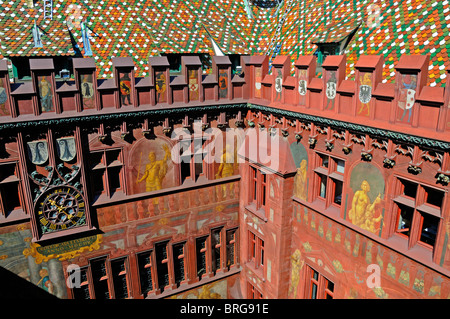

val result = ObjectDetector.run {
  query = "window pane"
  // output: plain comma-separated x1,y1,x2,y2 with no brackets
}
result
262,173,266,206
1,182,21,215
396,205,414,237
333,180,343,205
311,283,318,299
211,229,222,273
420,214,439,247
155,243,169,292
73,269,90,299
319,174,327,198
91,259,110,300
424,187,444,207
180,161,191,183
111,259,128,299
335,159,345,174
401,180,417,198
226,230,236,268
173,243,186,285
137,253,153,296
312,270,319,281
196,237,207,279
319,154,329,168
106,149,122,166
327,280,334,292
108,167,122,193
194,154,203,179
260,240,264,266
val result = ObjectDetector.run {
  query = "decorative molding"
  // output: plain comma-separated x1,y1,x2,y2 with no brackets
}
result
1,102,449,152
247,103,450,151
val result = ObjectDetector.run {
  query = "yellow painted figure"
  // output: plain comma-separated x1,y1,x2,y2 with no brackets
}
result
215,144,236,197
216,144,235,179
137,144,171,193
294,159,307,200
288,249,304,297
349,180,382,233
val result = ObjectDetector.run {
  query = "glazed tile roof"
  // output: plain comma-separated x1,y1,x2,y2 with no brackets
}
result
273,0,450,86
0,0,449,86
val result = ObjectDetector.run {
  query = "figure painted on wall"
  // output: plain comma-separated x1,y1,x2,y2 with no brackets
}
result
81,74,94,109
358,73,372,116
288,249,304,298
38,76,53,112
119,72,131,106
348,163,385,234
349,180,383,233
215,144,237,197
37,268,54,294
218,69,228,99
324,71,337,110
397,74,417,123
294,159,308,201
291,141,308,200
298,69,308,106
155,71,167,103
137,143,171,193
255,66,262,98
188,69,199,101
0,77,9,116
274,68,282,102
216,144,235,179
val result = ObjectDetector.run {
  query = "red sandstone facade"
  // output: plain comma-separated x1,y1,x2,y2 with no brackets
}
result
0,53,449,299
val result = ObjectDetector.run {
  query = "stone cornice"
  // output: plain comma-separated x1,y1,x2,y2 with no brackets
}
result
0,102,449,152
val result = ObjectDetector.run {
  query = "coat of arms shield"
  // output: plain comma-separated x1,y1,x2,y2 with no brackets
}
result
359,85,372,104
56,137,77,162
27,140,49,165
326,81,336,100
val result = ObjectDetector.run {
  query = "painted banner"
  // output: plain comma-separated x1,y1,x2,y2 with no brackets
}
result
0,77,9,116
80,74,94,109
189,69,199,101
119,72,132,106
38,75,54,112
255,66,262,98
155,71,167,103
218,69,228,99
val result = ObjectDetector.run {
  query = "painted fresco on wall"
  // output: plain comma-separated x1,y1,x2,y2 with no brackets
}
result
288,249,305,298
255,66,262,98
397,73,417,123
155,70,167,103
218,69,228,99
80,74,94,109
188,69,199,101
291,142,308,201
119,72,132,106
0,225,102,298
324,70,337,110
347,162,385,234
169,279,228,299
291,204,450,299
0,77,10,116
358,72,372,117
129,138,175,195
298,69,308,106
38,75,54,112
274,68,282,102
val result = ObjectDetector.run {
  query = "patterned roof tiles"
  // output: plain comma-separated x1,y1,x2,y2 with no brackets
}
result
0,0,448,86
